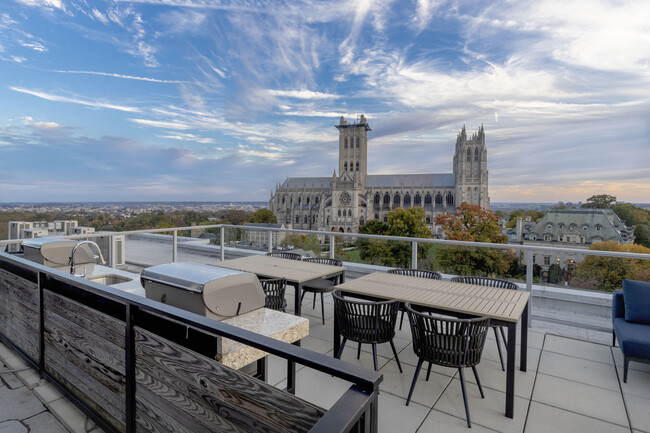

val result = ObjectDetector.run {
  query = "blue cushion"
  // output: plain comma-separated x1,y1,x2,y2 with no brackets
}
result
623,279,650,325
614,318,650,359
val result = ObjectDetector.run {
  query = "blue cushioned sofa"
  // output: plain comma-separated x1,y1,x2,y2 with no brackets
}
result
612,279,650,383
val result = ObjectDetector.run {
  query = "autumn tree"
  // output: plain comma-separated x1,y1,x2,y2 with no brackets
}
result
505,209,545,228
434,202,512,277
611,203,650,248
250,208,277,224
571,241,650,292
581,194,616,209
356,207,431,267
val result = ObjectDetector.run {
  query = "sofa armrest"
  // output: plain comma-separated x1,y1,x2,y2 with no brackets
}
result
612,290,625,321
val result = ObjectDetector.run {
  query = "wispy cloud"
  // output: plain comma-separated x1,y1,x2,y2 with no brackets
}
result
267,89,341,100
10,87,142,112
52,69,185,83
21,41,46,52
15,0,65,12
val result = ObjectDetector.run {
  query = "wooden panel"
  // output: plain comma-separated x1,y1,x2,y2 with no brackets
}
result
0,268,39,360
220,256,343,284
43,290,126,432
135,327,324,433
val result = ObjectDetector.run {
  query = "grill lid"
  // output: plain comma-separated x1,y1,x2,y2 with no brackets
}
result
140,262,246,293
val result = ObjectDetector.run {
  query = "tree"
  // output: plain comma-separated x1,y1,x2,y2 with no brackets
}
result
250,208,277,224
221,209,251,225
356,207,431,267
581,194,616,209
505,209,545,228
434,203,512,277
570,241,650,291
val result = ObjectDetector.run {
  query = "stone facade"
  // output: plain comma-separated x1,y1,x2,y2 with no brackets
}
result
270,115,489,234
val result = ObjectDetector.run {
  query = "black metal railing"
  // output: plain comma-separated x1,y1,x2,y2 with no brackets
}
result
0,252,381,433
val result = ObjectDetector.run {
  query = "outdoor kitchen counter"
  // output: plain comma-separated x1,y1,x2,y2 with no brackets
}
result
219,308,309,369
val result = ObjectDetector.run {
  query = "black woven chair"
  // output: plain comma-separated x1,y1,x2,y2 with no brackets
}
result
405,303,490,428
261,278,287,312
387,268,442,330
300,258,343,325
451,276,518,371
266,252,302,260
332,289,402,372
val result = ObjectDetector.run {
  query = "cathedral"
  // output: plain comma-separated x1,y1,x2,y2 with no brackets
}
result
269,115,489,234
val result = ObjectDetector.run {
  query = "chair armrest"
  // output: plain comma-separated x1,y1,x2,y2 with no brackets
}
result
612,290,625,321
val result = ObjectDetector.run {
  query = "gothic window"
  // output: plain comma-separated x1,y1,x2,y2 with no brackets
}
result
344,138,348,149
313,215,316,223
306,197,310,204
467,148,471,161
375,213,379,219
344,162,348,172
414,193,422,205
356,137,360,148
348,210,352,217
435,192,443,205
424,193,432,205
338,209,341,216
475,148,479,161
394,193,400,206
349,161,353,172
596,224,602,231
404,193,411,205
356,161,359,171
374,192,381,204
360,217,364,226
295,215,299,223
315,197,319,203
383,193,390,204
304,216,308,223
298,197,301,204
426,217,431,224
446,192,454,205
282,196,285,204
383,215,388,222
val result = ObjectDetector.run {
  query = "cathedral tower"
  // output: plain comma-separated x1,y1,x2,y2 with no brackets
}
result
335,114,371,186
453,125,489,208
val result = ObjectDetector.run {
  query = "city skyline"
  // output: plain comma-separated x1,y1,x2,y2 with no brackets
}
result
1,0,649,203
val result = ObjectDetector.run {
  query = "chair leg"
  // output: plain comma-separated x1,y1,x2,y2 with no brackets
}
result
372,343,378,371
389,339,403,373
336,338,347,359
312,292,317,309
399,310,405,330
494,327,505,372
357,342,362,360
612,330,616,347
406,359,424,406
624,356,629,383
425,362,432,381
471,365,485,398
300,290,307,303
499,326,507,346
320,292,325,325
458,368,472,428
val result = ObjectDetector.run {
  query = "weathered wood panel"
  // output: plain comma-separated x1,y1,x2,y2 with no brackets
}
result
43,290,126,432
0,268,39,360
135,327,324,433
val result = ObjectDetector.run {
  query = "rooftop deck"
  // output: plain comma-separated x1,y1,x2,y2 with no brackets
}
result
2,289,649,432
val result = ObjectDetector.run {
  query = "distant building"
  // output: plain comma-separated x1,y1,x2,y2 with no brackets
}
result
507,209,635,274
270,115,489,234
243,223,286,246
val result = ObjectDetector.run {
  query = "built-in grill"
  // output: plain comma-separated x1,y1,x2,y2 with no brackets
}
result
22,238,94,268
140,262,265,321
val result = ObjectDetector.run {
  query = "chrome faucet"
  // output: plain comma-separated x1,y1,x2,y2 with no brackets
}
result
70,240,105,277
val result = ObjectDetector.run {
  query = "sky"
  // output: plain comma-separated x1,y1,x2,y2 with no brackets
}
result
0,0,649,204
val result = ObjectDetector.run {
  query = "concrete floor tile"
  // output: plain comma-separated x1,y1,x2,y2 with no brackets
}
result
379,360,454,408
0,386,46,421
544,335,614,365
0,420,27,433
465,358,536,400
538,351,620,391
23,412,69,433
16,369,41,390
524,402,630,433
434,378,528,433
394,347,460,378
617,366,650,400
480,343,542,372
300,335,334,354
532,373,629,428
624,393,650,432
417,409,497,432
612,347,650,373
377,392,429,433
339,345,392,371
32,383,64,405
357,335,411,360
288,367,352,410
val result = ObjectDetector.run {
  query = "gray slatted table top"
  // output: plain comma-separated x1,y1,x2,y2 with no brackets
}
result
336,272,530,323
219,255,345,284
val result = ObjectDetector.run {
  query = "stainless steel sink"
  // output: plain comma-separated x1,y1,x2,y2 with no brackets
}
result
87,274,132,286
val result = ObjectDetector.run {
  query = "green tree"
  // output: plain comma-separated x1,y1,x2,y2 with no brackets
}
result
571,241,650,291
548,263,562,284
250,208,277,224
634,224,650,249
356,207,431,267
434,202,512,277
581,194,616,209
505,209,545,228
221,209,252,225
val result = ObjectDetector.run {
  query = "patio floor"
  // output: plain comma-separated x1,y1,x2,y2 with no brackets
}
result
1,291,649,433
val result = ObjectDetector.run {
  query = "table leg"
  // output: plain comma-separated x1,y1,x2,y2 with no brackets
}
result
505,322,517,419
256,357,268,382
333,310,341,357
520,303,529,372
286,341,299,394
294,283,302,316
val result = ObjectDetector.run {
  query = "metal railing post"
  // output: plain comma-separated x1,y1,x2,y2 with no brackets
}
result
330,235,335,259
267,231,273,254
411,241,418,269
525,249,533,328
172,230,178,262
220,226,225,262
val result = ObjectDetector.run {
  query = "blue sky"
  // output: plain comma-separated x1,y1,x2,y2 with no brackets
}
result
1,0,649,203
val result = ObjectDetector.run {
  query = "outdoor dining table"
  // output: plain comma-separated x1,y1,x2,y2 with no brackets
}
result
219,254,346,316
334,271,530,419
